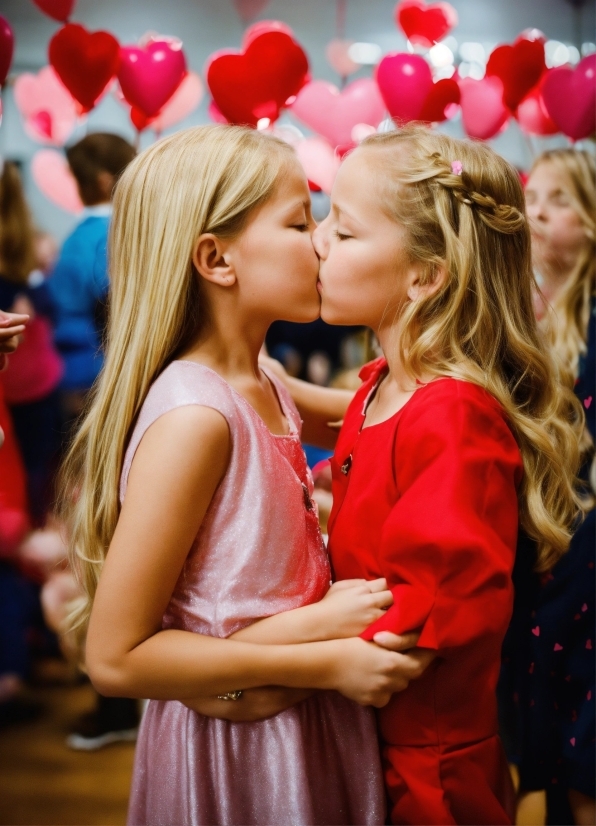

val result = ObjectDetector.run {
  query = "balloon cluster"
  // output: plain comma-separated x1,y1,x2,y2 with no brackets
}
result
0,0,593,212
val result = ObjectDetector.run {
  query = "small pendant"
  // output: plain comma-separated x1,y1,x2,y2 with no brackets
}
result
341,454,352,475
302,483,314,511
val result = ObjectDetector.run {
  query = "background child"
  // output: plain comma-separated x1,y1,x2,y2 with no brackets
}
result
0,161,63,525
512,149,595,826
49,133,136,422
60,125,429,826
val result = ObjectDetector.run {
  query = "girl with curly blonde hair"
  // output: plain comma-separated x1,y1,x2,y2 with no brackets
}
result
270,126,585,824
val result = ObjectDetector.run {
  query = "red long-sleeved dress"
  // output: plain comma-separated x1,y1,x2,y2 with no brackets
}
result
327,358,522,825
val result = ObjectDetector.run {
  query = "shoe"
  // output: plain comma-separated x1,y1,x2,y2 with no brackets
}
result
66,695,139,751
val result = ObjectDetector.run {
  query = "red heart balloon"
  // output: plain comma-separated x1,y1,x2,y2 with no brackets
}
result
206,29,309,127
32,0,76,23
541,55,596,141
395,0,458,48
419,77,460,122
118,39,187,119
0,15,14,87
49,23,120,113
486,38,546,112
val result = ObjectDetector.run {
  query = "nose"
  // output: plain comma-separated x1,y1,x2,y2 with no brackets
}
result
312,217,329,260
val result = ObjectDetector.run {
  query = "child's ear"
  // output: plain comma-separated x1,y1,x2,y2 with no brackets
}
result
192,234,236,287
407,264,447,302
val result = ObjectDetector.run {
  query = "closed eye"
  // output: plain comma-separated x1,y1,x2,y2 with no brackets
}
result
334,230,353,240
291,224,310,231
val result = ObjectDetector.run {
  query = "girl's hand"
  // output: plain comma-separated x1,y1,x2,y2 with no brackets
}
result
0,311,29,363
183,687,313,722
316,578,393,639
328,635,428,707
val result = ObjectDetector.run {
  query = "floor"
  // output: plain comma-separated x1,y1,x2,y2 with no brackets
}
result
0,661,133,826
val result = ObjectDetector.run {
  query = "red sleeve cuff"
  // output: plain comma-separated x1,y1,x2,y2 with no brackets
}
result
359,585,438,649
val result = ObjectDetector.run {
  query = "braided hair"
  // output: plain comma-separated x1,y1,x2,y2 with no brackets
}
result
358,126,585,572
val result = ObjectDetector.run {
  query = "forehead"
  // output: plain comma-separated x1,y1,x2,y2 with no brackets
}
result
268,155,310,205
527,161,570,192
333,149,392,214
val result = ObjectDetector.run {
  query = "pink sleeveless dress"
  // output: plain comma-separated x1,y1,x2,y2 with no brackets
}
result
123,361,385,826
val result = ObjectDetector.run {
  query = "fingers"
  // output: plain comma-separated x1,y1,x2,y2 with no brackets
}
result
372,630,421,651
0,311,29,325
329,578,367,591
366,577,388,593
369,590,394,610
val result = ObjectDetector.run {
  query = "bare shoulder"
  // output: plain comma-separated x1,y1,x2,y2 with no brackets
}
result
129,405,231,490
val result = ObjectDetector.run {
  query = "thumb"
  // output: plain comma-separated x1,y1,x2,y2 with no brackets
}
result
372,630,420,651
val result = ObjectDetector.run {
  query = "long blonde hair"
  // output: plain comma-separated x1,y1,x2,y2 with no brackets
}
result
532,149,595,379
0,162,37,283
360,127,584,572
59,125,294,635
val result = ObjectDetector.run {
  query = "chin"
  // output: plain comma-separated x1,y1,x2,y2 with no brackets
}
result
320,302,356,326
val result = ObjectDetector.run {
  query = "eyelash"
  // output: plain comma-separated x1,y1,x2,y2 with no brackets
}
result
292,224,309,232
334,230,352,240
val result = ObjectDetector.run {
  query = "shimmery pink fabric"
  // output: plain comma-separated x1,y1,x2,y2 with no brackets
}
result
123,361,385,826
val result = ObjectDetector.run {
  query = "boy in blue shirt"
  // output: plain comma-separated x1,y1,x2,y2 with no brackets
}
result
50,133,136,419
49,133,139,750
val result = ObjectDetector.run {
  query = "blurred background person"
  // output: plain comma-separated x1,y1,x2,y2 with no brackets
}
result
501,148,595,826
0,162,63,526
49,133,136,425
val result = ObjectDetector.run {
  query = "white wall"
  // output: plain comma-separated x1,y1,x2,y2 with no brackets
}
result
1,0,593,241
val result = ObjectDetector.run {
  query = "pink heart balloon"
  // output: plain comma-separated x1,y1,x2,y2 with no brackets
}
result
118,38,187,119
150,71,203,133
14,66,78,146
31,149,83,213
516,85,558,136
325,39,360,78
459,75,510,141
291,78,385,149
294,137,341,195
541,55,596,141
375,53,433,124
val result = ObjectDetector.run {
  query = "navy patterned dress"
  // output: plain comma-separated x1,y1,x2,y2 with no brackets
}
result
500,299,595,824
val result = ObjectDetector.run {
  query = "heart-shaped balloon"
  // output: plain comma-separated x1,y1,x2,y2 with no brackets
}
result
243,20,295,46
486,37,546,112
325,39,360,78
541,55,596,141
395,0,458,48
118,38,187,119
294,137,340,195
459,75,510,140
376,53,433,124
206,27,309,127
31,149,83,214
49,23,120,113
516,84,558,136
0,15,14,87
14,66,79,146
419,77,460,122
150,71,203,133
32,0,76,22
291,78,385,149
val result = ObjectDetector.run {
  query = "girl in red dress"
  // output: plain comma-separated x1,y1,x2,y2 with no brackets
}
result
278,127,585,824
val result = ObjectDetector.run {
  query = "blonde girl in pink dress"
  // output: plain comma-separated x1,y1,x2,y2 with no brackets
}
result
58,125,428,826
